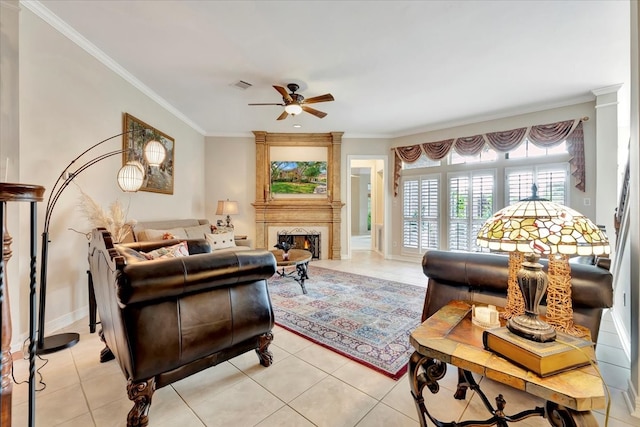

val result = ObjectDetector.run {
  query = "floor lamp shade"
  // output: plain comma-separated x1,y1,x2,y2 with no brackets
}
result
117,162,144,192
143,139,166,166
38,130,166,354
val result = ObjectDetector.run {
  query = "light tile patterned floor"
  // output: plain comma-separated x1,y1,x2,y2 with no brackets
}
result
10,251,637,426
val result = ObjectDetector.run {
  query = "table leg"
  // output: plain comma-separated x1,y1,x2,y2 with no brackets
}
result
545,402,598,427
410,355,549,427
275,262,310,295
295,261,309,294
87,270,97,333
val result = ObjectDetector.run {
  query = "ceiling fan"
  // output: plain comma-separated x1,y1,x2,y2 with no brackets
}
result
249,83,334,120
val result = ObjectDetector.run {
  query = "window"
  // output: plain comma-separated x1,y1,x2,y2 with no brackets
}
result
450,146,499,164
403,154,440,169
398,138,571,256
448,171,495,251
506,164,568,205
402,175,439,251
508,140,568,159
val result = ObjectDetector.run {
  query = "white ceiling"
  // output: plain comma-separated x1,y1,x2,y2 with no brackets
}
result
28,0,630,138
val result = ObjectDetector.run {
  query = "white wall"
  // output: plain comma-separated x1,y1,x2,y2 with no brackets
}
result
14,8,205,346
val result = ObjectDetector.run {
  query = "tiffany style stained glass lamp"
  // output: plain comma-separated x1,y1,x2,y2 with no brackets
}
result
476,185,609,341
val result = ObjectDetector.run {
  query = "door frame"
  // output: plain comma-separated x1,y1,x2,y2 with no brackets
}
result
346,154,389,259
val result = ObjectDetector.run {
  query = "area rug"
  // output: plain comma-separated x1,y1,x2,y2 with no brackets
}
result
269,265,425,379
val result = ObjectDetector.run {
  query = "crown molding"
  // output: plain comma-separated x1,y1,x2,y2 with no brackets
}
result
1,0,20,12
393,93,596,138
20,1,206,135
591,83,624,96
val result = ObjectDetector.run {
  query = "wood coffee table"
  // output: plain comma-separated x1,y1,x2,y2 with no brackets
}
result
409,300,605,426
270,249,312,294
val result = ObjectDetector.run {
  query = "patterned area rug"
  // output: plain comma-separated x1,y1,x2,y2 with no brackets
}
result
269,265,425,379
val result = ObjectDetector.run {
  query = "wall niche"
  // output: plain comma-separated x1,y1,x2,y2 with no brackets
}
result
252,131,344,259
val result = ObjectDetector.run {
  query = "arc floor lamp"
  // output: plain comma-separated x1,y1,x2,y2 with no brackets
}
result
37,129,166,354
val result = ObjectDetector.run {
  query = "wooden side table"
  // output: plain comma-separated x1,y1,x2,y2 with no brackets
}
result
0,183,45,427
409,300,604,427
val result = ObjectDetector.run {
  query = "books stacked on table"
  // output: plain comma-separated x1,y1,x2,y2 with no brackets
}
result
483,327,595,377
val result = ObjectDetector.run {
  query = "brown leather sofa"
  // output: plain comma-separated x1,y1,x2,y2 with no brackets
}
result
421,250,613,342
88,229,277,427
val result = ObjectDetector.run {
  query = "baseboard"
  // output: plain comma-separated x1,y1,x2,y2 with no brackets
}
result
610,306,632,361
11,305,90,353
624,378,640,419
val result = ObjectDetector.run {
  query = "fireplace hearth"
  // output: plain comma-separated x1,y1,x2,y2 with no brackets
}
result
277,229,321,260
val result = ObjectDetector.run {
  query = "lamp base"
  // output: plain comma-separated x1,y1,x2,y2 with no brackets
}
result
507,314,556,343
36,332,80,355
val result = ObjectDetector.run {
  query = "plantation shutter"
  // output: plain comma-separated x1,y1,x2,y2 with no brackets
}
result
506,165,568,205
536,167,567,204
506,170,534,204
449,175,469,250
402,179,419,249
420,177,439,250
471,173,495,251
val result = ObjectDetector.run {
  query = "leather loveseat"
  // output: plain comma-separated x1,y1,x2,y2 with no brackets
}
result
88,228,277,427
421,250,613,342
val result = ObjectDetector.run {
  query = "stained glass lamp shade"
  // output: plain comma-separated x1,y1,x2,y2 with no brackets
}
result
477,188,610,338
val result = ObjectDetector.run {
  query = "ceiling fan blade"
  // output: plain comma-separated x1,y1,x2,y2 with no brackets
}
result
273,85,293,103
303,93,334,104
248,103,285,106
276,110,289,120
301,105,327,119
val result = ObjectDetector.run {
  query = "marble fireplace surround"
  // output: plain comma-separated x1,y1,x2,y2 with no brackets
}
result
252,131,344,259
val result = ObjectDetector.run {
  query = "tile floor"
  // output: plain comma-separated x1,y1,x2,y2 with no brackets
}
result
9,251,637,426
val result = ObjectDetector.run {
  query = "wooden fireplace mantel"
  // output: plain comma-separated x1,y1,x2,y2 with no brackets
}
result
252,131,344,259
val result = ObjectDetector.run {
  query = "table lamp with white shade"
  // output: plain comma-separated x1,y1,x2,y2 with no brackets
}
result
216,199,239,228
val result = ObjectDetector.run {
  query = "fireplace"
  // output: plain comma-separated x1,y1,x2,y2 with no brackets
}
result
252,131,344,259
277,229,321,260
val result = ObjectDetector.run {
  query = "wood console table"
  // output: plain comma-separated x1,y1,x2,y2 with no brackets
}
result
0,183,45,427
409,300,605,427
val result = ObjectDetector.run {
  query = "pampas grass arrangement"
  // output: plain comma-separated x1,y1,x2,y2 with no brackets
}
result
77,186,136,242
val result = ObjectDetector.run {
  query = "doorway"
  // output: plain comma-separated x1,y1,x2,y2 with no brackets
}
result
347,156,388,258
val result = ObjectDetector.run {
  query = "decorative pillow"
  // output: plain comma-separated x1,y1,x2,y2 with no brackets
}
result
115,245,149,263
138,228,188,241
184,224,213,239
141,241,190,260
205,231,236,250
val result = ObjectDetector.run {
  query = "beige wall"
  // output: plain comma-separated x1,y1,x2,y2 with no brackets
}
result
14,8,206,345
204,136,255,238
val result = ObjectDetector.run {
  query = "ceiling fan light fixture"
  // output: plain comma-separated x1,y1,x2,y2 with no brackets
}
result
284,103,303,115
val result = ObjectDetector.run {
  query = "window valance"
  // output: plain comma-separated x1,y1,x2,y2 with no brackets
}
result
393,118,587,196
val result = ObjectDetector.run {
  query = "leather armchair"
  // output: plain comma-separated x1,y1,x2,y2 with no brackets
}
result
421,250,613,342
88,228,277,427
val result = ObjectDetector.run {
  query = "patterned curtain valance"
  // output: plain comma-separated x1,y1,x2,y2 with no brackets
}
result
393,118,586,196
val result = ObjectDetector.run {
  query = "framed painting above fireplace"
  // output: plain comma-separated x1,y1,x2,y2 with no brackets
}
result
270,161,327,197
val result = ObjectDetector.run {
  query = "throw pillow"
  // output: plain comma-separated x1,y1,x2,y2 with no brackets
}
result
115,245,149,263
205,231,236,250
138,227,188,241
184,224,213,239
141,241,190,260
